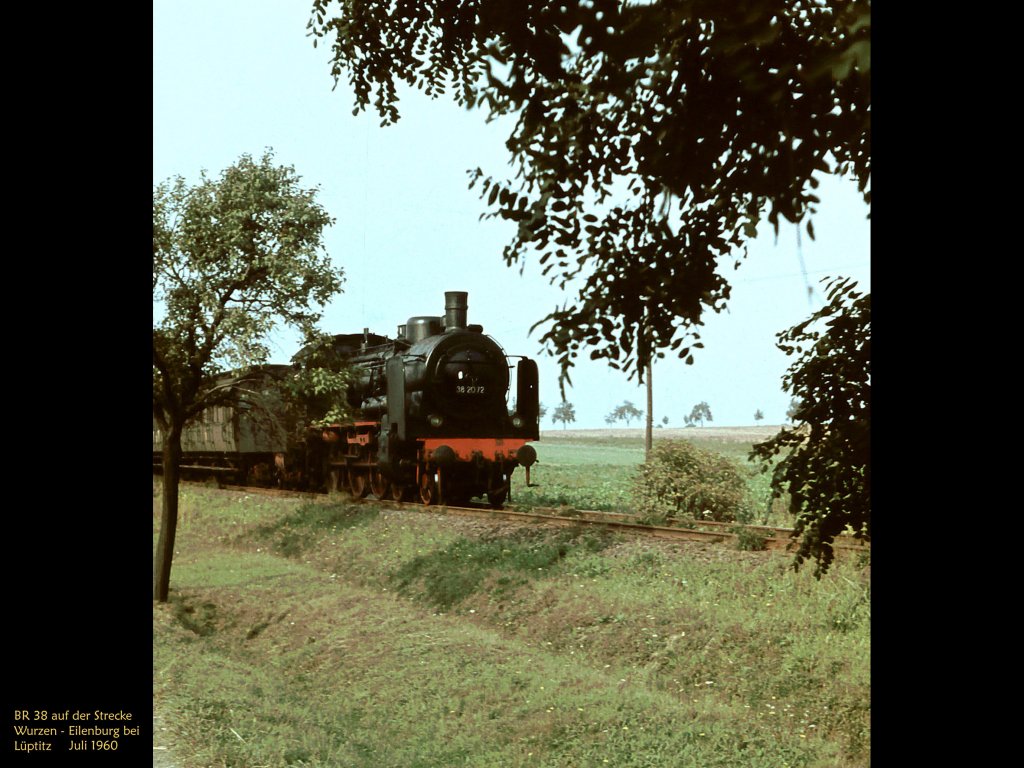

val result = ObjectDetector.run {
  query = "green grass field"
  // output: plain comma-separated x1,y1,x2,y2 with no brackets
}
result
513,428,788,525
154,429,868,767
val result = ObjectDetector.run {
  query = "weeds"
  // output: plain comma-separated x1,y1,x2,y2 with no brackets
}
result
252,502,378,558
731,526,769,551
171,597,219,637
391,528,612,609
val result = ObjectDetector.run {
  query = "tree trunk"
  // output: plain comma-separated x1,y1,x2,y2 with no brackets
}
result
645,361,653,458
154,425,183,602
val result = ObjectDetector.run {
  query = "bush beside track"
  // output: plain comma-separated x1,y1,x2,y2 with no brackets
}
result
513,427,792,527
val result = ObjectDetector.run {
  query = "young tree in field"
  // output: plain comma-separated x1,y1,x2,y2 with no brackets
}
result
153,151,344,603
644,361,654,457
552,401,576,429
310,0,870,388
538,402,548,420
752,278,870,577
754,409,765,423
605,400,644,428
688,402,713,428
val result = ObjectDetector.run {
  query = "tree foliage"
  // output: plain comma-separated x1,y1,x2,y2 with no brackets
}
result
552,400,577,428
153,150,345,601
309,0,870,387
751,277,869,576
605,399,643,427
686,401,713,427
288,332,358,427
754,409,764,422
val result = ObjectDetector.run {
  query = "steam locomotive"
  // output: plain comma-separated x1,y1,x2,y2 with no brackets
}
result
155,292,539,508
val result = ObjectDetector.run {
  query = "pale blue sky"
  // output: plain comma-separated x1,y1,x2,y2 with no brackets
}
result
153,1,870,429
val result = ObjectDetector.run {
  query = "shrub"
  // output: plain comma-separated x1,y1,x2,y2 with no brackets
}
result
731,526,769,551
632,440,750,523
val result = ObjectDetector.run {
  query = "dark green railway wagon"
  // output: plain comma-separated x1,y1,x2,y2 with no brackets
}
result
153,365,297,486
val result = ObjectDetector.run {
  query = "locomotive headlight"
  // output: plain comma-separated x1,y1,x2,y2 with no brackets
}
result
428,414,444,428
512,415,524,428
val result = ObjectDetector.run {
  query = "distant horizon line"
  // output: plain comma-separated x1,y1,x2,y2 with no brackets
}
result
539,424,789,432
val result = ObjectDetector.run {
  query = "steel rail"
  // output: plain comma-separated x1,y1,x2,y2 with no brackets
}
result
201,482,869,553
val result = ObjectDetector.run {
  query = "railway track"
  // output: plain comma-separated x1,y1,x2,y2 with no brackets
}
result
200,482,869,554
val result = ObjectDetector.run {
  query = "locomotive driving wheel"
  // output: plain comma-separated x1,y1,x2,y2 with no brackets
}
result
387,481,408,502
348,467,370,498
486,487,509,509
419,471,438,506
326,469,338,492
369,468,388,499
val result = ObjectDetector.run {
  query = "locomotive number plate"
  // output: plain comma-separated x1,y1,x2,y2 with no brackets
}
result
456,385,486,394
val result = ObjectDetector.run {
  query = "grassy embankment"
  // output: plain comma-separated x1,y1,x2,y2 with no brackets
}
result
154,431,868,767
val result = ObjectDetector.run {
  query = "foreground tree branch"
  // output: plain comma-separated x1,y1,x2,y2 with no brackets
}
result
751,277,870,576
310,0,870,385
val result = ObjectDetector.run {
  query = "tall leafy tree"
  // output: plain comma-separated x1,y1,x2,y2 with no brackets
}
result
552,400,577,429
751,278,869,576
687,401,713,427
153,150,344,602
309,0,870,387
605,400,644,427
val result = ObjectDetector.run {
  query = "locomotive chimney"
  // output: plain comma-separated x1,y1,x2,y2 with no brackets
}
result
444,291,468,331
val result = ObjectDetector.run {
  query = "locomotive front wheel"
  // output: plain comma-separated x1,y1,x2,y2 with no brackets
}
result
487,488,509,509
369,469,388,499
419,473,437,506
487,475,510,509
348,468,370,499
